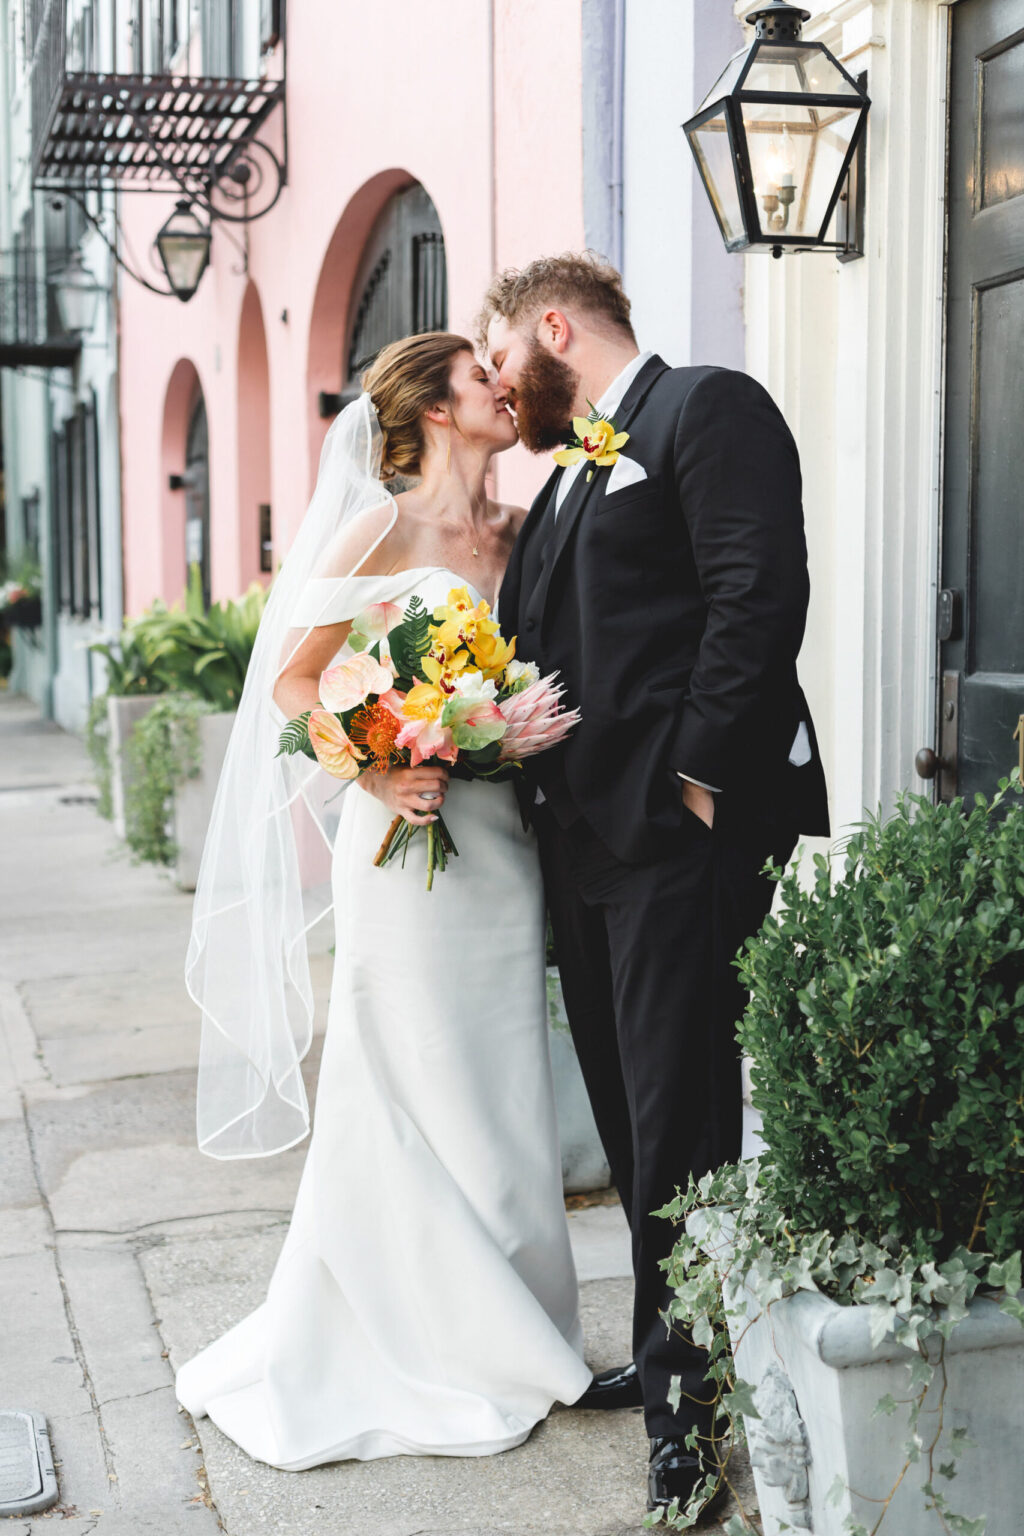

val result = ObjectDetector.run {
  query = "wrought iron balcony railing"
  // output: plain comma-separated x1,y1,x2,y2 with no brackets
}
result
28,0,286,219
0,251,83,368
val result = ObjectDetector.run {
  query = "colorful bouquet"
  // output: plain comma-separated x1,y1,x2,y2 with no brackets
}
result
276,586,579,888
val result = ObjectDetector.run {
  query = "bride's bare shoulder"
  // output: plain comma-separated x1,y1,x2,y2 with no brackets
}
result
314,500,413,579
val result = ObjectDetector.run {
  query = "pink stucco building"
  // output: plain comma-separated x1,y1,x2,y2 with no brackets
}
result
118,2,592,616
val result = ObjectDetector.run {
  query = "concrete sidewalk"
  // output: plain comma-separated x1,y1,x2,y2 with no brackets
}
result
0,691,755,1535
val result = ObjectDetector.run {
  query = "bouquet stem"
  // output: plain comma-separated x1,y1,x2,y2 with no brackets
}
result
373,814,404,867
373,809,458,889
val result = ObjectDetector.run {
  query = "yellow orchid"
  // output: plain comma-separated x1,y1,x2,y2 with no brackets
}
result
433,586,483,620
553,412,630,473
470,628,517,681
430,591,498,653
402,680,446,722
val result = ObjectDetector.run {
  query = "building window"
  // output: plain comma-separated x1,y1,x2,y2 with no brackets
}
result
51,393,102,618
201,0,241,77
342,183,447,404
259,502,273,573
21,490,41,565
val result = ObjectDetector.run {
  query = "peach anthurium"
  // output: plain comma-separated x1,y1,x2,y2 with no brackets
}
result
319,652,395,712
307,709,365,780
553,416,629,470
349,601,403,646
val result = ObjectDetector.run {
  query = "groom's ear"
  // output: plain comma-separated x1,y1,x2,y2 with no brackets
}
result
539,308,572,354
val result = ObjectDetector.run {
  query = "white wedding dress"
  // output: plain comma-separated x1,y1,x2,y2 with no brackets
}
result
176,568,591,1469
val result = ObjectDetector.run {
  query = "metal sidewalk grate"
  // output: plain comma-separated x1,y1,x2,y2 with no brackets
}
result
0,1411,59,1516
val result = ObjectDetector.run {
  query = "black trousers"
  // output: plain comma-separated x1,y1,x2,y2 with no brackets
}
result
535,793,796,1440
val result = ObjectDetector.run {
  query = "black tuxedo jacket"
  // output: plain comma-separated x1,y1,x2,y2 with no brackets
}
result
499,355,830,865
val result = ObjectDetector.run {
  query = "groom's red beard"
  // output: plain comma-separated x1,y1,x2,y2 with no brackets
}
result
509,339,581,454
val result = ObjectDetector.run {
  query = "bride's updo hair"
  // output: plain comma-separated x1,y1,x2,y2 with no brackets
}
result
362,332,473,481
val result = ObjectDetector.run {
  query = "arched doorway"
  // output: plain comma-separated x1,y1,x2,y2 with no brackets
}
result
160,358,207,603
184,395,210,607
307,176,450,476
237,280,272,586
341,182,447,403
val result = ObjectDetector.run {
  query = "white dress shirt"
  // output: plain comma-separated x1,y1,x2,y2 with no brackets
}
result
554,350,654,514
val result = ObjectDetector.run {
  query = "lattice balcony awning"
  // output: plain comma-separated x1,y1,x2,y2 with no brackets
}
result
33,72,285,192
27,0,287,212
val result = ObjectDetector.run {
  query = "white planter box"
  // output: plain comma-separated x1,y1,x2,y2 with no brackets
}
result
172,710,236,892
692,1212,1024,1535
546,966,611,1195
107,694,161,838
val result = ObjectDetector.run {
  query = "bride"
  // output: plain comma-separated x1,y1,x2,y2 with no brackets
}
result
176,332,593,1469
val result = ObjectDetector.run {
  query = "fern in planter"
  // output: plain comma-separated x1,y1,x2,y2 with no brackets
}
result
656,780,1024,1534
122,695,218,864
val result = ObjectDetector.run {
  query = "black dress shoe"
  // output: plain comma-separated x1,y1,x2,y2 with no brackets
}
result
647,1435,726,1515
575,1361,644,1410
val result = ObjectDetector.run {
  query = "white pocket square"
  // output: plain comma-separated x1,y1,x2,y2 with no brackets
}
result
788,720,812,767
605,454,648,495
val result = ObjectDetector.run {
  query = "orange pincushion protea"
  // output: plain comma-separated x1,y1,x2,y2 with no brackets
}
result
349,702,401,770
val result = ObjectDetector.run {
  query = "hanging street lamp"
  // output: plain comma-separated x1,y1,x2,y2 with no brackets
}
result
52,250,103,336
683,1,870,259
154,201,213,302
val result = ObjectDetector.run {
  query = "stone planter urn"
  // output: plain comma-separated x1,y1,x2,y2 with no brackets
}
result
691,1212,1024,1536
107,693,161,838
546,966,610,1195
173,710,236,891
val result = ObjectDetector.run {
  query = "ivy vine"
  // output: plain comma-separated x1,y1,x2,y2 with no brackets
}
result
122,695,218,865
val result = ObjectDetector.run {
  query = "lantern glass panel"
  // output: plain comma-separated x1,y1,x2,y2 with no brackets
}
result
157,233,210,297
697,47,747,112
741,100,860,239
741,43,861,100
687,107,745,247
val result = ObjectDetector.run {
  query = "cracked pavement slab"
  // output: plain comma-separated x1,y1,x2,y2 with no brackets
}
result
0,693,757,1534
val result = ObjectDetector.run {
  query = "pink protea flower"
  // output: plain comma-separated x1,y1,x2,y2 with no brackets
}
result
497,673,581,762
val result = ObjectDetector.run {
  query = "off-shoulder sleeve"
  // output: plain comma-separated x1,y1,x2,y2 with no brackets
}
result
289,573,419,628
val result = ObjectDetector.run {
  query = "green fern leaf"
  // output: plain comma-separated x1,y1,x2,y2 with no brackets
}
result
389,596,432,680
276,710,313,757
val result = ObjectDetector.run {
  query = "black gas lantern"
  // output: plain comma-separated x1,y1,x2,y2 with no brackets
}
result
683,1,870,258
154,200,213,302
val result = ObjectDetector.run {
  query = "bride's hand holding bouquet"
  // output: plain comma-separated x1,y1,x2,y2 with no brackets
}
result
276,585,578,888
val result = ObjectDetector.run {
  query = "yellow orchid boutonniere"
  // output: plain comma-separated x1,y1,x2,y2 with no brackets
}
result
552,402,630,482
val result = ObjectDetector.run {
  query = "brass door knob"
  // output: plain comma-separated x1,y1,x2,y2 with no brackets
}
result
915,747,940,779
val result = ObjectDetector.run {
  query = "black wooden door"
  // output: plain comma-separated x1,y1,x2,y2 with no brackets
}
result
937,0,1024,801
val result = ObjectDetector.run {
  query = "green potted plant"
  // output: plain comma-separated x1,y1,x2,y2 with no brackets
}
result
659,780,1024,1536
92,565,267,877
89,620,170,836
0,556,43,629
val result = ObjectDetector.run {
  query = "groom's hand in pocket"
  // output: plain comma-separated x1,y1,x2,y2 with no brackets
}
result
681,779,715,830
360,764,450,824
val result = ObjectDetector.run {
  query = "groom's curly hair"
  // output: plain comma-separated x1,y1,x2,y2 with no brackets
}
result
475,251,636,352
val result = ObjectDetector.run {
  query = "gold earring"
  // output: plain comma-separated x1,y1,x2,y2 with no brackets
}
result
445,419,452,474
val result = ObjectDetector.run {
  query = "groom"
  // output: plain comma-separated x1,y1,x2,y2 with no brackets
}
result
478,254,829,1514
